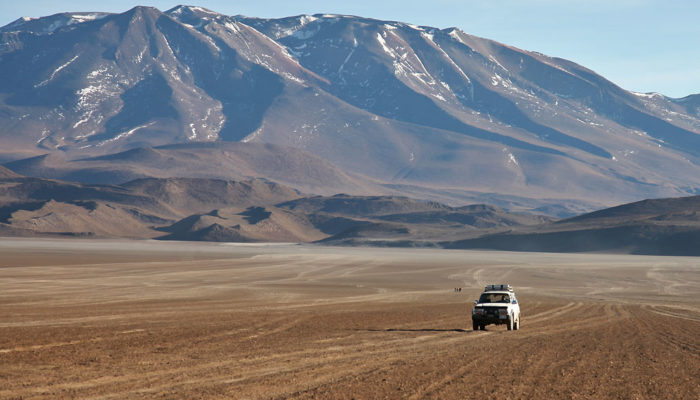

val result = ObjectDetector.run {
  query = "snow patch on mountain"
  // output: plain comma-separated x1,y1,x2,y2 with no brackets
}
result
34,54,80,87
47,14,108,32
299,15,318,25
377,29,438,93
2,13,109,34
488,55,508,72
98,122,156,146
632,91,663,99
224,21,240,33
291,25,320,40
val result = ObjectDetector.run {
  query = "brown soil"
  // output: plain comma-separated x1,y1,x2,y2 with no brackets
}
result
0,239,698,399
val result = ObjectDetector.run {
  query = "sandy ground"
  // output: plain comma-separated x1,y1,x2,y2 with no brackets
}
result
0,238,698,399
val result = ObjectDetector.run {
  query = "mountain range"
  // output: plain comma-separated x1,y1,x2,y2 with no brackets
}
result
444,196,700,256
1,169,698,255
0,170,549,243
1,5,700,255
1,5,699,216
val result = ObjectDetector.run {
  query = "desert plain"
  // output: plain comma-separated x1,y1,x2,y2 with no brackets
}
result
0,238,698,399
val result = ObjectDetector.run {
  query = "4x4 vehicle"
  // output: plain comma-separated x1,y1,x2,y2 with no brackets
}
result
471,284,520,331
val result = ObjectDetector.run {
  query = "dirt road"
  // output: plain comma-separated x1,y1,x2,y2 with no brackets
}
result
1,238,698,399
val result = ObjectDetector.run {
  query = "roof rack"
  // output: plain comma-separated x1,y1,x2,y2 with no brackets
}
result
484,284,513,292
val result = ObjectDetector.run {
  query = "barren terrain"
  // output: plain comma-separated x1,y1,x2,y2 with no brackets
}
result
0,238,698,399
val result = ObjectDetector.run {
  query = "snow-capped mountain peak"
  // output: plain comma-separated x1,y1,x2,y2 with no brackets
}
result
1,12,110,34
1,6,699,212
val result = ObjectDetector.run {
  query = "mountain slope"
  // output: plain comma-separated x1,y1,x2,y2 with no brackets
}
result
2,170,699,254
0,166,20,179
0,174,303,238
3,142,382,196
122,177,302,214
0,173,549,243
158,206,326,243
1,6,699,212
240,14,700,202
444,195,700,255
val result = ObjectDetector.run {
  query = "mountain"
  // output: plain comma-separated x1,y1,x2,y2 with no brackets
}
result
2,170,698,254
0,166,20,179
277,194,454,217
1,6,700,214
158,206,326,243
0,176,170,237
3,142,380,196
444,196,700,255
280,195,551,246
0,174,303,238
122,177,302,214
0,172,548,243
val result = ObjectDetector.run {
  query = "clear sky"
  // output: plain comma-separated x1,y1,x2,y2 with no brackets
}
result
2,1,698,98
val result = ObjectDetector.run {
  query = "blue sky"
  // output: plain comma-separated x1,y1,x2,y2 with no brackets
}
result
2,1,698,98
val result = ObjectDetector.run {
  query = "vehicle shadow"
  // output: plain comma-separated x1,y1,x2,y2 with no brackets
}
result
363,328,470,333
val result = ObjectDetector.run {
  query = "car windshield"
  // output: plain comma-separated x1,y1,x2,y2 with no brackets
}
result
478,293,511,303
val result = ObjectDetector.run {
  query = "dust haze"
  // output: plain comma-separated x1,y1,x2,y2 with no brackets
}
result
0,238,698,399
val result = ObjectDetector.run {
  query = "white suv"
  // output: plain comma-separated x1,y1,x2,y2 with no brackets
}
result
471,284,520,331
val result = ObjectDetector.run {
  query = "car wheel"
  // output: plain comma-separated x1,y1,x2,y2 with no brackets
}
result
507,316,513,330
514,316,519,330
479,324,486,330
473,321,479,331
